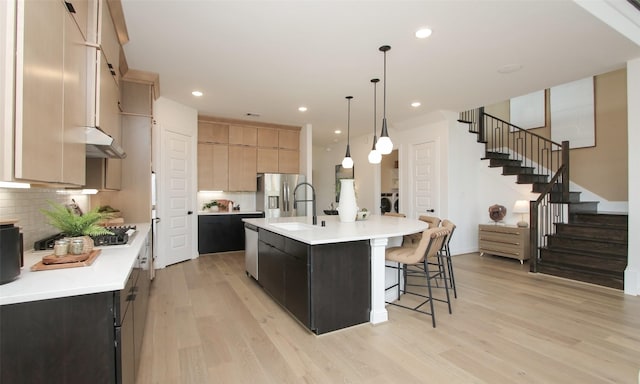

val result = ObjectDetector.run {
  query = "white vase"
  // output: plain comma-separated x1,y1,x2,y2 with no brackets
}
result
338,179,358,223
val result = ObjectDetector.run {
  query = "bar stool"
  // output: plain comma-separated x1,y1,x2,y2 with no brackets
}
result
384,227,451,327
404,215,441,248
441,219,458,298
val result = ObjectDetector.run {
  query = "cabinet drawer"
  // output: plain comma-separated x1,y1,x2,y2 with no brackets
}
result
479,240,524,256
478,232,524,246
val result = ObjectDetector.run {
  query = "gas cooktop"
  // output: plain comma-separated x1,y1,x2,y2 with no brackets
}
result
33,225,137,251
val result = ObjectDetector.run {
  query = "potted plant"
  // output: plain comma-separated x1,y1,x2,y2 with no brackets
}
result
202,200,219,212
41,201,114,253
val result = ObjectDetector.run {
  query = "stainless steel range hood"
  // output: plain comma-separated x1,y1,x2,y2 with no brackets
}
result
85,127,126,159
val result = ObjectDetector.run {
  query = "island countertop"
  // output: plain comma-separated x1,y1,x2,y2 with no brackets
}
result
243,214,427,245
0,223,150,306
243,214,428,325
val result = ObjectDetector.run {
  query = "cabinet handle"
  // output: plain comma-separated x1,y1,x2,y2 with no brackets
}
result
187,211,193,215
64,1,76,13
425,209,435,213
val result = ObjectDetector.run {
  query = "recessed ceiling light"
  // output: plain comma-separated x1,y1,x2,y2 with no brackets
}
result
497,64,523,74
411,101,421,108
334,130,342,134
192,90,203,97
298,106,308,112
415,28,432,39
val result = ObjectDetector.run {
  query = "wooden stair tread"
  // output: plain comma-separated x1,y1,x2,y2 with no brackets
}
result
556,221,628,230
548,232,627,245
541,245,627,259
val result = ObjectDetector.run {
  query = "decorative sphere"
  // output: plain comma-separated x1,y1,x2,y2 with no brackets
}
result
488,204,507,222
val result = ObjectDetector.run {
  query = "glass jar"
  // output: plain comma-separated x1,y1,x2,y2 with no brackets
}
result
69,239,84,255
54,239,69,256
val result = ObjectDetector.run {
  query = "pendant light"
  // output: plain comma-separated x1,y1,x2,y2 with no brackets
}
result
341,96,354,169
375,45,393,155
368,78,382,164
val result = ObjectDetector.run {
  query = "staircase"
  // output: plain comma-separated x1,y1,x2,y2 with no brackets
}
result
541,212,628,289
459,108,628,290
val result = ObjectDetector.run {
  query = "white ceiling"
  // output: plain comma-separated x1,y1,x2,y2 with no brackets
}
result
120,0,640,147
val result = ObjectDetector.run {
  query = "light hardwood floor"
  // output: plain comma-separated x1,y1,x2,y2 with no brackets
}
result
136,252,640,384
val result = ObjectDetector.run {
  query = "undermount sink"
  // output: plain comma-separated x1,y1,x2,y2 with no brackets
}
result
269,222,317,231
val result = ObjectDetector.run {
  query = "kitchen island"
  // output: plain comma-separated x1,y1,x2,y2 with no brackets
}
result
243,215,428,332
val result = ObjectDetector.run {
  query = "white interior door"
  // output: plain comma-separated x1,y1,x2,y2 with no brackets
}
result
412,141,439,218
161,130,193,266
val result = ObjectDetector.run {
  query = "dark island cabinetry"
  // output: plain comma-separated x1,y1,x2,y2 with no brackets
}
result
198,212,264,254
258,229,370,334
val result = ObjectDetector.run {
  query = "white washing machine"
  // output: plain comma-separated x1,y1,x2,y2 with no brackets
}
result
380,193,393,213
392,192,399,213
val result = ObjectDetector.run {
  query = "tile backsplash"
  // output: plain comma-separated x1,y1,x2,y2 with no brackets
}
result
197,191,257,212
0,188,90,250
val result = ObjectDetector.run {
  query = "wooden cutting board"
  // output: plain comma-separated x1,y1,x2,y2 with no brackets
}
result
31,249,101,271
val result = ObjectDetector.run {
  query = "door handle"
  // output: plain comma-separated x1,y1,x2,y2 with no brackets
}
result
425,209,435,213
187,211,193,215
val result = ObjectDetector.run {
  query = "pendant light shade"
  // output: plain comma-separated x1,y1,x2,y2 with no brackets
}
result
368,78,382,164
342,96,354,169
375,45,393,155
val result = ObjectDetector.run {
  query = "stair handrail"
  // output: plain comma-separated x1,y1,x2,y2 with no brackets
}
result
529,161,568,272
459,108,570,272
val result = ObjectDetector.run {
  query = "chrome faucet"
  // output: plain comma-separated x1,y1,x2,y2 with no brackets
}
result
293,182,317,225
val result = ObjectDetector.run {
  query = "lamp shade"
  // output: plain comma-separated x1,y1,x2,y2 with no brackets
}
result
513,200,529,213
513,200,529,227
368,149,381,164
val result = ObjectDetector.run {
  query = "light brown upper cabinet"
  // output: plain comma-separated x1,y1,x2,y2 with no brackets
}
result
86,0,122,190
10,0,87,185
198,143,228,191
98,0,119,85
198,121,229,144
65,0,90,41
278,129,299,150
229,125,257,146
228,146,257,191
257,127,279,148
256,128,300,173
197,116,301,189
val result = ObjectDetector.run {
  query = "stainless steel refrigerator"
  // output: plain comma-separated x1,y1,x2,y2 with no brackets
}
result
256,173,307,219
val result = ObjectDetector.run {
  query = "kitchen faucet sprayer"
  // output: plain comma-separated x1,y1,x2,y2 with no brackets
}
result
292,182,317,225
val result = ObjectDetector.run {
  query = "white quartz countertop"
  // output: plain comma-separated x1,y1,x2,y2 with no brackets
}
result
242,215,427,245
0,223,150,306
198,211,263,216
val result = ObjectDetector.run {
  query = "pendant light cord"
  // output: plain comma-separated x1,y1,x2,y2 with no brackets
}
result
347,97,351,146
383,50,387,118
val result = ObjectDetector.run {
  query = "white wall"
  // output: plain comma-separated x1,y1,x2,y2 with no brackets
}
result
625,57,640,296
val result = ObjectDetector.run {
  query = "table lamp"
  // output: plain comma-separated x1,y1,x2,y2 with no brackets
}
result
513,200,529,227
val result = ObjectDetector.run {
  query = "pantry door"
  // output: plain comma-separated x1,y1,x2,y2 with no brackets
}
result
411,140,439,219
161,129,193,267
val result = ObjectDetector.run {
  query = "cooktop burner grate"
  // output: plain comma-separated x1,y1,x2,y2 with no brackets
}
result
33,225,137,250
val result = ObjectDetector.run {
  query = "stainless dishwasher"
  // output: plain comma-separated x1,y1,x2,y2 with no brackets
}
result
244,223,258,279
